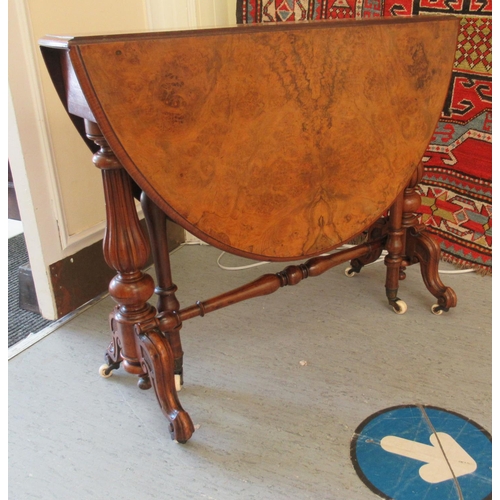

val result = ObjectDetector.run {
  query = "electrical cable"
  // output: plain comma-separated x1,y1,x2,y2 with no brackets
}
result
216,251,270,271
216,246,475,274
216,244,359,271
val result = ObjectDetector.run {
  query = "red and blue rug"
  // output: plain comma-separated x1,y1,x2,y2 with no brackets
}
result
237,0,492,274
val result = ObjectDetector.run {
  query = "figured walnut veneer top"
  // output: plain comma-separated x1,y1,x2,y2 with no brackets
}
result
40,17,458,261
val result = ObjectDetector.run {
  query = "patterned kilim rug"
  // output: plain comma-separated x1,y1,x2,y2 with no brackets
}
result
237,0,492,274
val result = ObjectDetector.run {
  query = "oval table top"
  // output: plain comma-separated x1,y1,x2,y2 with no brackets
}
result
51,17,458,261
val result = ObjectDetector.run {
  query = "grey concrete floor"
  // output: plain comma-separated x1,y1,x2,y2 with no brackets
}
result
9,244,492,499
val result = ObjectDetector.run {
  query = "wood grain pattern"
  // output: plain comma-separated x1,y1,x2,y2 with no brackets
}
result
66,18,458,261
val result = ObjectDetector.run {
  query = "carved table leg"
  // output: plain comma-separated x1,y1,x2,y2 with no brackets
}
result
86,120,194,442
137,328,195,443
402,163,457,314
407,227,458,314
384,191,408,314
380,163,457,314
141,193,185,390
86,121,152,383
98,306,124,377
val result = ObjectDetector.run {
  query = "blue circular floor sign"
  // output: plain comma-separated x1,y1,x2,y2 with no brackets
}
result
350,405,492,499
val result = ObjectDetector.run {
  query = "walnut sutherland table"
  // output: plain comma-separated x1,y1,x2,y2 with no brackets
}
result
40,17,459,443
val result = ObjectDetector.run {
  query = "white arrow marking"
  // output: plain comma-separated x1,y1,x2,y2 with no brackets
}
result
380,432,477,484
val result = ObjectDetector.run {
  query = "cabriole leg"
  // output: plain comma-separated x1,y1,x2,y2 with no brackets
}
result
403,163,457,314
138,329,195,443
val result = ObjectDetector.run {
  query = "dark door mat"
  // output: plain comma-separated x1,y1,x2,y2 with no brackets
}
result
8,234,53,348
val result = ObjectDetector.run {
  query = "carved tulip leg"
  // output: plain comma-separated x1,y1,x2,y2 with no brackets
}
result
86,120,153,385
141,193,184,390
86,120,194,441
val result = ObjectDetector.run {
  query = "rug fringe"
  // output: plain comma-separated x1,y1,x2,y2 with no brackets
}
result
440,253,492,277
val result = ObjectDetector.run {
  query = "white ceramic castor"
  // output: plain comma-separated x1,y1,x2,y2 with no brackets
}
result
392,299,408,315
175,374,182,392
99,364,113,378
431,304,444,315
344,267,357,277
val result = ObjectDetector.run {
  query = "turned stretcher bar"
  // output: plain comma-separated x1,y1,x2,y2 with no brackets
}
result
39,16,459,443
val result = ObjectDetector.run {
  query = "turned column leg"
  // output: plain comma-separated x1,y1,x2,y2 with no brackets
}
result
86,120,194,442
86,121,153,384
141,193,185,390
384,191,407,314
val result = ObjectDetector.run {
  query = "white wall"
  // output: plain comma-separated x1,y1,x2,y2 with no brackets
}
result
9,0,151,319
147,0,236,30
